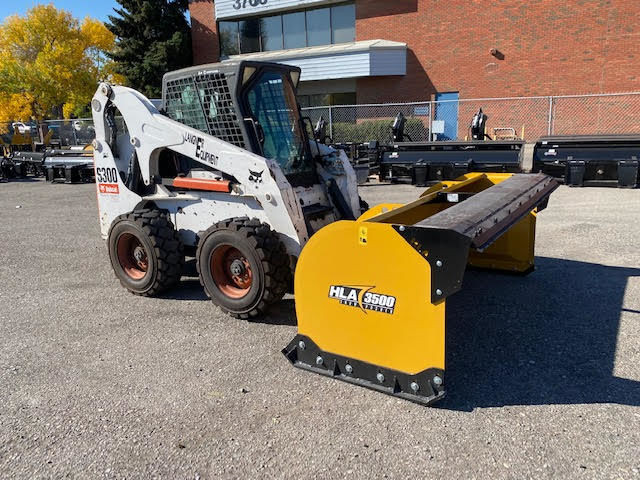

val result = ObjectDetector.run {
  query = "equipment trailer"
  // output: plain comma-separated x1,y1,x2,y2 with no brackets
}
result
91,60,557,405
533,135,640,188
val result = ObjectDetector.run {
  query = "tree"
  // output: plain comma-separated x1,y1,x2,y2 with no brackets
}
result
0,4,122,123
106,0,192,98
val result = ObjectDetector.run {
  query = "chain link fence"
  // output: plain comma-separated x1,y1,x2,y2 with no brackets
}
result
3,92,640,150
303,92,640,143
1,119,95,149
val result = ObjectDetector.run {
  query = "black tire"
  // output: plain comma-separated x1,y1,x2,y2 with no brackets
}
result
196,218,291,319
107,209,184,296
359,196,370,214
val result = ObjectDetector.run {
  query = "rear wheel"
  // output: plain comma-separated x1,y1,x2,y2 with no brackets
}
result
108,209,184,296
197,218,290,319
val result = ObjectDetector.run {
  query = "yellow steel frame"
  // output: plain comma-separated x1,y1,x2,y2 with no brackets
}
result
294,173,540,377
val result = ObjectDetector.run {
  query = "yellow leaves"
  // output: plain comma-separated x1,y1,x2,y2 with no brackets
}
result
81,18,115,52
0,4,122,121
0,93,35,126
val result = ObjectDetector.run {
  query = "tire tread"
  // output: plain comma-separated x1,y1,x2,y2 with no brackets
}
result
196,217,291,319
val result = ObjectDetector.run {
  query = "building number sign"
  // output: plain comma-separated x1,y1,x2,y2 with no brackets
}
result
233,0,268,9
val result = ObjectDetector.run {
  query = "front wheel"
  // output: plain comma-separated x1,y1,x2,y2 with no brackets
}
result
107,209,184,296
196,218,291,319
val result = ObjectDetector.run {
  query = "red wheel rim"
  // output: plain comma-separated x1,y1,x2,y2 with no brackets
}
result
210,245,253,299
116,233,149,280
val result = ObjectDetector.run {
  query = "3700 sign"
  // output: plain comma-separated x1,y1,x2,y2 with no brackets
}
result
233,0,268,9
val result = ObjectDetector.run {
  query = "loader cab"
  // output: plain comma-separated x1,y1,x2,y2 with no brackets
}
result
161,61,316,187
238,63,316,187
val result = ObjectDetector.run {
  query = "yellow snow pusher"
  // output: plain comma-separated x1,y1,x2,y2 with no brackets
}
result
283,172,558,405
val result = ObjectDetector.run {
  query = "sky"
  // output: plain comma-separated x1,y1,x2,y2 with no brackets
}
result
0,1,121,22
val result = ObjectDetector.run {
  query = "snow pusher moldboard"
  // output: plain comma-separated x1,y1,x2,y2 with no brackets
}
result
283,172,558,405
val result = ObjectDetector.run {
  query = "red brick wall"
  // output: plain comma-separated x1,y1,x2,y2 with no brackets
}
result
189,0,219,65
356,0,640,103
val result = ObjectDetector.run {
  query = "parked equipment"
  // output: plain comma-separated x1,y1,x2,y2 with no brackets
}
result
0,151,46,180
380,139,524,184
533,135,640,188
470,108,490,140
337,110,524,185
43,148,95,183
91,60,557,405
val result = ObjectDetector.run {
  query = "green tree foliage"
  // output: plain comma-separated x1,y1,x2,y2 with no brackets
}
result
106,0,192,98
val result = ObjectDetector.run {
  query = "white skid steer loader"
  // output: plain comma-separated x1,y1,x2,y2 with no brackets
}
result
92,61,361,318
92,60,558,405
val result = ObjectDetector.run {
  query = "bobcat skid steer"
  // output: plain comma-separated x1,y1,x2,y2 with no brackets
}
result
92,61,361,318
92,60,558,405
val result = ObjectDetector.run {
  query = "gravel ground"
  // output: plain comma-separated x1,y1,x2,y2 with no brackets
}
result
0,179,639,479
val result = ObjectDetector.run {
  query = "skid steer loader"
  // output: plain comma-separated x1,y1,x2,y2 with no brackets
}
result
92,60,558,405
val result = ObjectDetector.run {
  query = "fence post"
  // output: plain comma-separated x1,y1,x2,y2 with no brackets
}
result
547,96,554,135
428,101,433,141
328,106,333,140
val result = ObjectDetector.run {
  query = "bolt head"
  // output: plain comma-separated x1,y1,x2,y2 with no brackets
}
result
436,289,443,296
345,364,353,374
399,225,405,232
376,372,385,383
436,260,443,267
433,375,443,386
410,382,420,392
315,356,323,366
298,340,306,350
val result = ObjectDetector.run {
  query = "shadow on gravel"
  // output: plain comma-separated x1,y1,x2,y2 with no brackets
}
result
1,177,41,183
258,298,297,326
440,256,640,410
161,279,209,301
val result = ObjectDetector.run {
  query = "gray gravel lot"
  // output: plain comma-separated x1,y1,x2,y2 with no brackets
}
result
1,179,639,479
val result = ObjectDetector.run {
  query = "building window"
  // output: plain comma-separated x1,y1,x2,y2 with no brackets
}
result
331,4,355,44
282,11,306,49
218,2,355,58
239,18,260,53
298,92,356,108
219,21,240,56
260,15,283,51
306,7,331,47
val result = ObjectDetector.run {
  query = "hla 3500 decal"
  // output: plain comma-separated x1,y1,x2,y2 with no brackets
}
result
328,285,396,314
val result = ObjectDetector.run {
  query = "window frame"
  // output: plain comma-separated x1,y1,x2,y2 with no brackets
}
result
217,1,355,58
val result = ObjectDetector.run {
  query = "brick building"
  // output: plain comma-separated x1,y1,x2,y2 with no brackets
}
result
189,0,640,109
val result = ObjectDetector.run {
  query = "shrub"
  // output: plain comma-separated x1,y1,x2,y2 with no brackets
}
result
332,118,428,143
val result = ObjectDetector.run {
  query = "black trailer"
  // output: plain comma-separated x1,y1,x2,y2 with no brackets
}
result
0,149,94,184
43,149,95,183
380,139,524,185
533,135,640,188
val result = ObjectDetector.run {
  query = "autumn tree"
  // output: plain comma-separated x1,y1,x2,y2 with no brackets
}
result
0,4,122,124
107,0,192,98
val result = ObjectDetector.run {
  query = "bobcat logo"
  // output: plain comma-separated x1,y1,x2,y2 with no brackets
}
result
248,169,264,183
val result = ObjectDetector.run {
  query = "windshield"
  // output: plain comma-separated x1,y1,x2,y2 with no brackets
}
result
246,70,312,176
